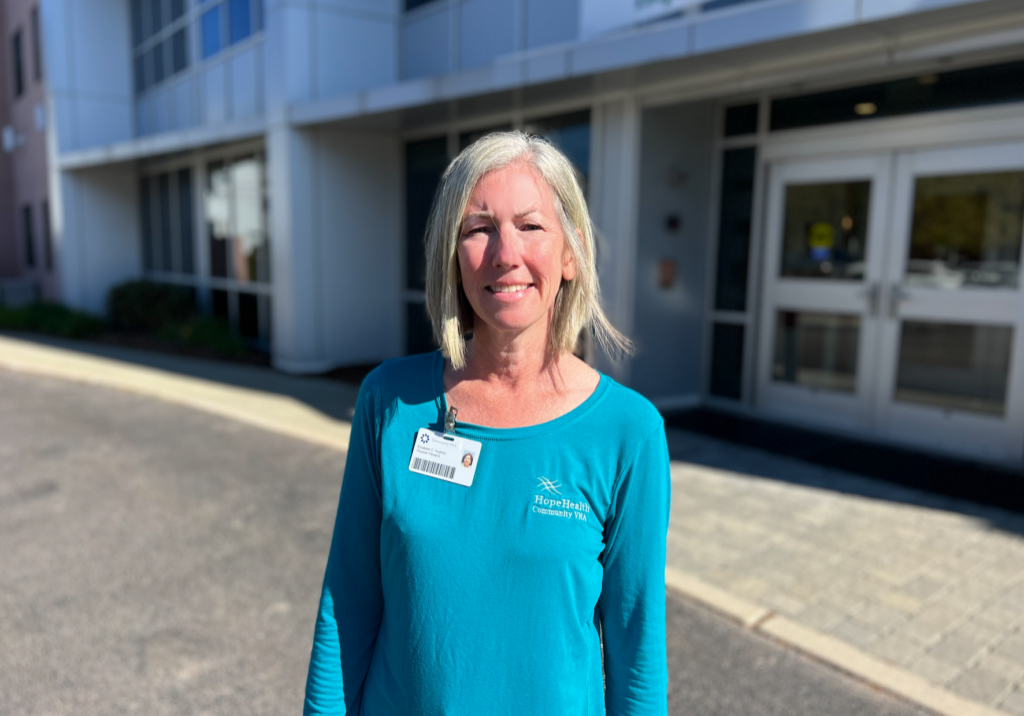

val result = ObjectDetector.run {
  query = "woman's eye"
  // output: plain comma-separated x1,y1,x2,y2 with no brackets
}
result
522,223,542,231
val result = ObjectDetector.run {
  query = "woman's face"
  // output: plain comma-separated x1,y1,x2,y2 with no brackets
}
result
457,162,576,345
462,454,473,467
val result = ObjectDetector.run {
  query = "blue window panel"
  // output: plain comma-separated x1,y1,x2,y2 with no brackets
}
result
201,6,222,58
253,0,263,33
229,0,251,44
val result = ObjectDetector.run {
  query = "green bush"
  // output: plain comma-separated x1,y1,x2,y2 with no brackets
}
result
107,281,196,333
0,303,105,339
157,317,249,359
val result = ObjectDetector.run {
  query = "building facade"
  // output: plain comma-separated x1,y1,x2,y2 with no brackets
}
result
1,0,51,304
37,0,1024,466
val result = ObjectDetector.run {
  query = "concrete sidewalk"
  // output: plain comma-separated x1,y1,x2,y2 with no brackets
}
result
2,331,1022,716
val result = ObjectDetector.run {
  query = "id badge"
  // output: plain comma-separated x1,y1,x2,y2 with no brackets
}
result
408,428,482,487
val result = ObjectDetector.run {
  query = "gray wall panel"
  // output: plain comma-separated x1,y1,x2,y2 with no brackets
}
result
630,100,716,400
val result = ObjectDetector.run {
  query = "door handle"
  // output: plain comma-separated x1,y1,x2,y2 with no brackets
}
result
888,285,909,318
860,282,880,317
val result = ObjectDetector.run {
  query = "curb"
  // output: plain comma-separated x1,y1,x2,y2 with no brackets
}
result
665,567,1008,716
0,335,351,453
0,334,1007,716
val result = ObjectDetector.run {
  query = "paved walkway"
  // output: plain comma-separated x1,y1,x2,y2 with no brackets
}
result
2,331,1023,715
666,430,1024,716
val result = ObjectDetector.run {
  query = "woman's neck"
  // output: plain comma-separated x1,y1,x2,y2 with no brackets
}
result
458,324,564,394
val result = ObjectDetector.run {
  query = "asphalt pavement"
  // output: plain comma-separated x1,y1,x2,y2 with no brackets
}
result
0,369,939,715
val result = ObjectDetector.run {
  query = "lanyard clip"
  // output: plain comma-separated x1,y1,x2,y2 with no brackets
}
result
444,406,458,435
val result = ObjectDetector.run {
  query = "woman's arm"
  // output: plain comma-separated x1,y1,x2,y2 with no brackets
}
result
303,372,385,716
598,424,672,716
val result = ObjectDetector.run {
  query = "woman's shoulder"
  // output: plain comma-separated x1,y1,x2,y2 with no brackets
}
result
579,371,665,455
361,351,439,394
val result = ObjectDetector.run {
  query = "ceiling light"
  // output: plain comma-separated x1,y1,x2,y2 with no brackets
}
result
854,102,878,116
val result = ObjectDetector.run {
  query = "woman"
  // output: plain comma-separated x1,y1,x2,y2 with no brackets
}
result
303,132,670,715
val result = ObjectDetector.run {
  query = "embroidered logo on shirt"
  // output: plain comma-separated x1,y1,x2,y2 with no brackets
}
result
537,477,562,495
532,478,590,522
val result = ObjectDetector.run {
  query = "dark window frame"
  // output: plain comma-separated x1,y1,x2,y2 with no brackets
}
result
12,28,25,98
30,6,42,82
41,199,52,270
22,204,35,268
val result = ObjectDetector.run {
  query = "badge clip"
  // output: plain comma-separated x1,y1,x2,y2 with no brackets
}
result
443,406,458,438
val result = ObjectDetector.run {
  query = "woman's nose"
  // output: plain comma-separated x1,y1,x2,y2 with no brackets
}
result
490,224,522,268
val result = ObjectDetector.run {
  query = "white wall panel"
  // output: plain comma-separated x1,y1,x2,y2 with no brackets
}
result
693,0,857,55
402,7,450,80
460,0,516,71
631,101,715,400
76,98,135,148
316,13,398,99
43,0,133,152
861,0,987,21
56,165,140,315
231,47,259,120
282,5,314,104
318,0,401,13
73,0,133,97
173,80,194,132
317,128,402,366
202,64,228,125
526,0,579,49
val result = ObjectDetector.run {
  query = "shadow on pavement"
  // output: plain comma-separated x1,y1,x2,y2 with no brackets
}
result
664,407,1024,534
1,331,363,424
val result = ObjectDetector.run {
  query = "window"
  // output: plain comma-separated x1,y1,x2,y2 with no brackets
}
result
770,59,1024,132
201,6,222,58
403,136,448,354
200,0,262,59
523,110,592,196
140,167,195,274
204,154,269,283
22,205,35,268
131,0,190,94
30,7,41,82
41,200,52,271
140,152,272,350
12,29,24,98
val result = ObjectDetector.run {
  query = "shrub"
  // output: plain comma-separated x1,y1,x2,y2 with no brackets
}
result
157,317,249,359
107,281,196,333
0,303,105,339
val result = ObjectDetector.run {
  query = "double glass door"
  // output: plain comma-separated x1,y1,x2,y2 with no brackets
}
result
757,143,1024,463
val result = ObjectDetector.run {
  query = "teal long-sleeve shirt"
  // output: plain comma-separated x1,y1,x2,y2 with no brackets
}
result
303,352,670,716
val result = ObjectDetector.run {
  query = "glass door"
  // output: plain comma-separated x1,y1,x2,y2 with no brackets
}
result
873,143,1024,462
756,155,892,431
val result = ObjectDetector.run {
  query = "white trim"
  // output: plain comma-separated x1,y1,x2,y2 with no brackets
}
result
59,117,267,170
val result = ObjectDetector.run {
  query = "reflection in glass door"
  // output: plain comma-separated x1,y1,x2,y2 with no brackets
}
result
756,155,891,431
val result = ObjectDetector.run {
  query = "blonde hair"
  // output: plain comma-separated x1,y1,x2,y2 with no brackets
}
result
424,131,631,370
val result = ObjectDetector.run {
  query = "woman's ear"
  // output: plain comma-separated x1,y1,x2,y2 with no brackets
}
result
562,230,581,281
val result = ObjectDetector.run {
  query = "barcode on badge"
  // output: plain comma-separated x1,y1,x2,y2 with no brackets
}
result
413,457,455,479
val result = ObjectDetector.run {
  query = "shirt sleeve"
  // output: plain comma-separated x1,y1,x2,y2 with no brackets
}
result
598,422,671,716
303,372,385,716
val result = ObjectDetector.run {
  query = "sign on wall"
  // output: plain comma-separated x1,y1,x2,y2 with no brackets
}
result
580,0,697,39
